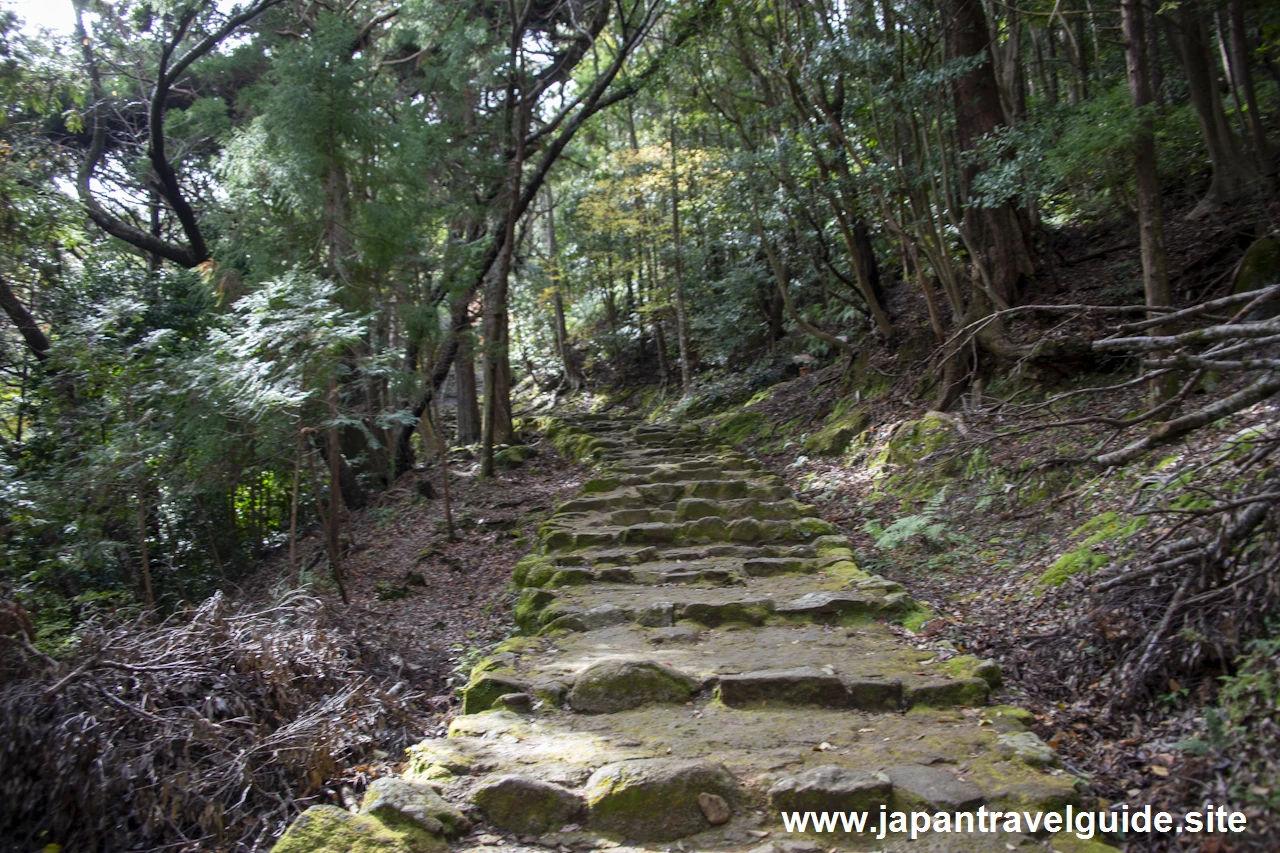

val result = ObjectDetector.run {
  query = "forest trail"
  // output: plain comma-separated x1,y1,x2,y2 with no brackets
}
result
275,416,1118,853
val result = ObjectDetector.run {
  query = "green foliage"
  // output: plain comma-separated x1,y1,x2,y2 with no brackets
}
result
864,488,951,551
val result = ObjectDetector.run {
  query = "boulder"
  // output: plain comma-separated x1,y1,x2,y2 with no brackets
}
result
470,775,585,835
271,804,445,853
461,673,531,715
567,659,700,713
585,758,739,841
361,778,471,839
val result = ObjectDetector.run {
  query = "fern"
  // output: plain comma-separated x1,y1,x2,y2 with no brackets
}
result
867,488,951,550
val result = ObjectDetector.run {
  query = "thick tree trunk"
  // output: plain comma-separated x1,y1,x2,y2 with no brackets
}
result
1227,0,1277,194
454,333,481,444
941,0,1033,309
1164,0,1257,218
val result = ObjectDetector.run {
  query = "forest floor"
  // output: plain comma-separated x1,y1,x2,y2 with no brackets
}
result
243,445,592,789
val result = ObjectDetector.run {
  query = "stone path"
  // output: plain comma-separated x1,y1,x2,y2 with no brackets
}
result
274,417,1117,853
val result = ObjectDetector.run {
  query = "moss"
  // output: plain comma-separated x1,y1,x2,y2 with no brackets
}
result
1049,837,1124,853
802,407,871,456
815,536,855,559
981,705,1036,733
404,740,476,782
567,659,700,713
1038,546,1109,589
884,414,958,465
822,559,868,584
1073,511,1146,546
493,444,537,469
512,555,555,588
470,777,584,835
901,606,935,633
585,759,738,841
461,669,531,715
514,588,555,632
711,410,769,445
939,655,1002,688
791,517,839,538
271,806,445,853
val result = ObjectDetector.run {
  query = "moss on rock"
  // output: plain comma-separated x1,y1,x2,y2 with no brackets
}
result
711,410,769,445
461,671,531,715
803,408,871,456
514,588,555,632
884,414,958,465
567,659,700,713
470,775,585,835
361,778,470,839
494,444,537,469
584,758,738,841
270,805,445,853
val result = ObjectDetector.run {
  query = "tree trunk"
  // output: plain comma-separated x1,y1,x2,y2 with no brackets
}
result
1124,0,1177,404
545,184,584,392
1164,0,1257,218
326,377,350,604
941,0,1033,309
670,116,693,392
480,82,525,478
0,276,51,362
1227,0,1277,194
454,332,481,444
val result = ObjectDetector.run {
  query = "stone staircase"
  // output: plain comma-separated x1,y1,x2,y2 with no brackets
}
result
273,417,1117,853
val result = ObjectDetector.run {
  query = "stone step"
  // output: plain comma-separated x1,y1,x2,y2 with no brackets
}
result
466,620,997,715
408,701,1081,849
266,416,1119,853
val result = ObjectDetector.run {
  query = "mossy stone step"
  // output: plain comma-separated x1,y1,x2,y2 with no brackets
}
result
266,419,1121,853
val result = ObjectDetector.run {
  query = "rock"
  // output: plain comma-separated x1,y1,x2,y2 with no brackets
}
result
884,764,983,810
1234,236,1280,319
461,673,532,715
767,766,892,813
494,692,532,711
905,678,989,709
697,792,732,825
469,775,585,835
997,732,1059,767
361,777,471,839
271,804,446,853
802,409,870,456
647,625,701,645
775,591,877,617
494,444,538,469
884,413,959,465
678,599,773,627
567,659,700,713
717,669,849,709
636,601,675,627
585,758,739,841
532,679,568,706
404,740,479,782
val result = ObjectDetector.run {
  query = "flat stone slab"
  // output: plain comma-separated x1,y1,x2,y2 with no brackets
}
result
885,763,985,810
768,765,893,813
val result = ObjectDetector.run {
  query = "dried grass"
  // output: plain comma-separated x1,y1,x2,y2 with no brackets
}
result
0,591,429,852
